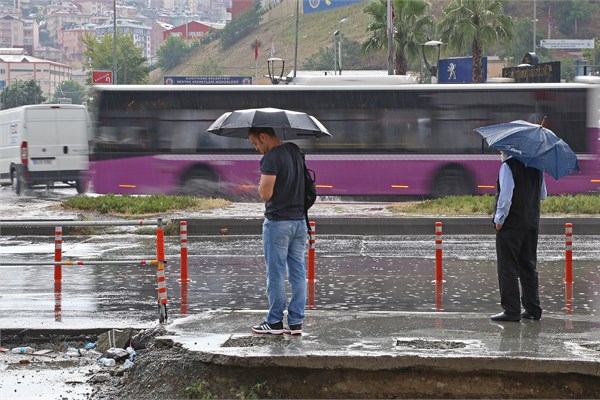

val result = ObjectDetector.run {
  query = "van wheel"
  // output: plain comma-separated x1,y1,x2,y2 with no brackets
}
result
431,165,474,198
11,170,23,196
76,179,89,194
180,168,220,198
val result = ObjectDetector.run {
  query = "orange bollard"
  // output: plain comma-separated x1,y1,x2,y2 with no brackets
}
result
54,226,62,282
179,221,190,283
435,222,443,282
565,223,573,284
156,219,168,322
307,221,316,282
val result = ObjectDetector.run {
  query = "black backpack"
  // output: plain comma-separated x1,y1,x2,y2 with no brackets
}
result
293,144,317,232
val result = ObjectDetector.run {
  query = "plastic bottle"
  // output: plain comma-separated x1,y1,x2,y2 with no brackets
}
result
11,347,34,354
98,357,116,367
126,346,136,362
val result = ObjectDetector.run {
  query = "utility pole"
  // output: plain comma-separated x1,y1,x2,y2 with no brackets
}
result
532,0,536,53
113,0,117,84
386,0,394,75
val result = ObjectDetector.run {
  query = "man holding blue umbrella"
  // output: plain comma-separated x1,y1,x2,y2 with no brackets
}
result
491,151,547,322
475,119,579,322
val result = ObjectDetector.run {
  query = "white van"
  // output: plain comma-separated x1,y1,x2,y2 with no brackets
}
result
0,104,90,195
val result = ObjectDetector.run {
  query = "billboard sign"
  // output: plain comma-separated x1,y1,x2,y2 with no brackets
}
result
303,0,364,14
92,70,113,84
540,39,594,49
163,76,253,85
437,57,487,83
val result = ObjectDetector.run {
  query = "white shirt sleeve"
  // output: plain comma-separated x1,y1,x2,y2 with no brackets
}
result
494,163,514,225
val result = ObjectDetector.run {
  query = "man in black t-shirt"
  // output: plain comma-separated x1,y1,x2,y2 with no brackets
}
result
248,127,307,336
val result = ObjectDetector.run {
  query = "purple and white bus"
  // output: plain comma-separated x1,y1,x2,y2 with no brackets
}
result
90,79,600,198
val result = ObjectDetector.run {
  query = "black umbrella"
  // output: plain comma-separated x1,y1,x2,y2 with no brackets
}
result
206,107,331,139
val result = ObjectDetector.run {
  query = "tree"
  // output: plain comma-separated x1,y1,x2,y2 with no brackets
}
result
220,0,262,50
157,35,190,71
552,0,597,37
1,80,47,110
438,0,514,83
497,17,548,67
52,80,87,104
83,31,149,85
582,38,600,75
361,0,434,75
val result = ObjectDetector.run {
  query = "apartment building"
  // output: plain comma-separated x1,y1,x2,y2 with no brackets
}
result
0,50,72,99
61,27,94,66
95,19,151,60
46,11,91,44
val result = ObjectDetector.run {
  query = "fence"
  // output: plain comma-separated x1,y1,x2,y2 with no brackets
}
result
0,218,188,323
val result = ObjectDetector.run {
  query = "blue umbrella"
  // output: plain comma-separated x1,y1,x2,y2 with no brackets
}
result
474,119,580,180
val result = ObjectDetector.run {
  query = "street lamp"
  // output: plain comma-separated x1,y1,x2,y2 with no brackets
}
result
338,18,348,75
333,30,340,75
421,40,443,83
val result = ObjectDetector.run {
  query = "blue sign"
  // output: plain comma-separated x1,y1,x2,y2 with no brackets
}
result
163,76,253,85
437,57,487,83
0,80,5,89
303,0,364,14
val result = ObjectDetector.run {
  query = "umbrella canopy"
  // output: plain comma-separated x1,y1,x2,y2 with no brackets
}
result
207,107,331,140
474,120,580,180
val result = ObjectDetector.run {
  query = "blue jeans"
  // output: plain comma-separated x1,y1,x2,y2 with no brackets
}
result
262,218,308,326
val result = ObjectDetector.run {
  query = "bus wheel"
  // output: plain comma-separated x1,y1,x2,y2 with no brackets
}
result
180,168,220,198
76,179,89,194
431,166,474,198
10,169,23,196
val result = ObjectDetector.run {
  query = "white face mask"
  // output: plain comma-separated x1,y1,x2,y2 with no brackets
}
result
500,152,509,162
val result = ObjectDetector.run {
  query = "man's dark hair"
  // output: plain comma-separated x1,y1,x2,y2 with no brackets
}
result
248,127,276,137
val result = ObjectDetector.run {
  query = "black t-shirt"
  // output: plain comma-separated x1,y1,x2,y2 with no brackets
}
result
260,142,305,220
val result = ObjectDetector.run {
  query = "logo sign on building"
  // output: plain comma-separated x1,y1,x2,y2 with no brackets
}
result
437,57,487,84
92,70,113,84
303,0,364,14
540,39,594,49
163,76,253,85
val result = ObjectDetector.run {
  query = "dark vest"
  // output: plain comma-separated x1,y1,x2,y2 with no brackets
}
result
494,157,542,229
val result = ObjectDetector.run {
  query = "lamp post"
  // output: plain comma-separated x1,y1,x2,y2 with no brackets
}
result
293,0,299,78
338,18,348,75
333,30,340,75
421,40,443,83
113,0,117,85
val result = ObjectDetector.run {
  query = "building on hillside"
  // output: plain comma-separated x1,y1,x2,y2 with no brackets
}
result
151,20,172,63
227,0,253,19
46,11,91,45
47,1,83,14
95,19,152,61
163,20,217,42
0,51,72,99
61,26,94,67
77,0,113,15
34,46,63,62
0,15,39,55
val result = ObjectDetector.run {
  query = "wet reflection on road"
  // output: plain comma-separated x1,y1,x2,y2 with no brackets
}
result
0,234,599,326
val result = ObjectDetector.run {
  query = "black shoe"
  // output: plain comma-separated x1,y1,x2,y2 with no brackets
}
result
284,324,302,336
521,311,541,320
251,321,284,335
490,312,521,322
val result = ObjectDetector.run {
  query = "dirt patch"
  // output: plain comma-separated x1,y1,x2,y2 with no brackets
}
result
3,328,600,399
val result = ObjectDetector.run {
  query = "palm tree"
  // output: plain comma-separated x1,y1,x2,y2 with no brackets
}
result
361,0,434,75
438,0,514,83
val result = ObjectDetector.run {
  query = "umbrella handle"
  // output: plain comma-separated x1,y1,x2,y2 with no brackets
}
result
540,116,547,127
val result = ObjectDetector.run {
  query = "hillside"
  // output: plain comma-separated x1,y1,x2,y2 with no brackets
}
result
150,1,383,84
150,0,600,85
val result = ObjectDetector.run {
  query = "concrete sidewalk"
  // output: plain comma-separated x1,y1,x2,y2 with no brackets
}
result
160,309,600,398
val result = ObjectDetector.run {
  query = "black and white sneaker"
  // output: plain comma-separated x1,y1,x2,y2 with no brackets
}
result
284,324,302,336
251,321,284,335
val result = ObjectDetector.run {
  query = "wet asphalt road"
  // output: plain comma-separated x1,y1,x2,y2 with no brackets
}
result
1,233,599,327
